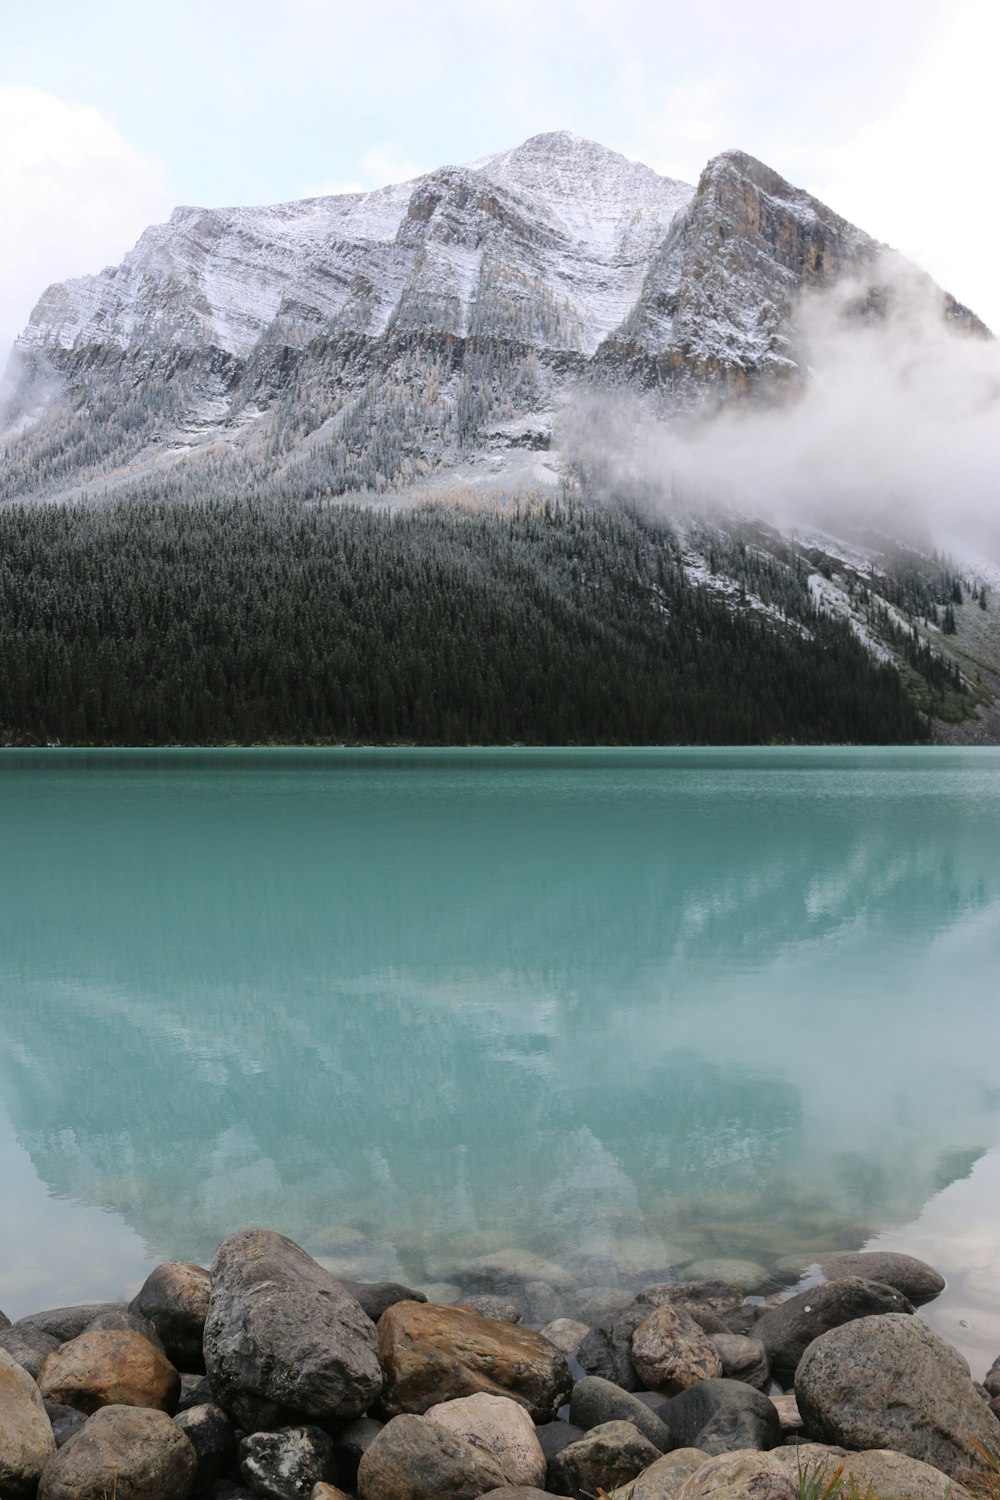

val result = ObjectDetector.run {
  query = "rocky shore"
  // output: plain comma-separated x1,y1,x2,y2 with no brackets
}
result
2,1229,999,1500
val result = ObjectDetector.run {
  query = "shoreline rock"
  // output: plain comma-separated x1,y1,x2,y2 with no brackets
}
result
2,1233,996,1500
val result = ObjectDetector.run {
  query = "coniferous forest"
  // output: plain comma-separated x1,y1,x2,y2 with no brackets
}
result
0,492,941,746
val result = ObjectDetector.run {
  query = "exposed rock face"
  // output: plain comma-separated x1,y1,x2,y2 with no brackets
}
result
795,1313,998,1478
753,1276,914,1380
3,130,986,509
424,1392,546,1488
376,1300,571,1422
238,1425,336,1500
37,1404,196,1500
131,1260,212,1370
0,1346,57,1499
631,1305,725,1393
37,1329,181,1414
356,1412,509,1500
546,1420,662,1500
203,1228,382,1431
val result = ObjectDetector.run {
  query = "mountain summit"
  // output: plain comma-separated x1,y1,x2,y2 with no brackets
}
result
0,132,988,504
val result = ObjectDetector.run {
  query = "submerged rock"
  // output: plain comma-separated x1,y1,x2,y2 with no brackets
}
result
817,1252,945,1306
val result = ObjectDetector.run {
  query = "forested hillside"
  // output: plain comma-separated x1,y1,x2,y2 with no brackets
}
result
0,495,945,746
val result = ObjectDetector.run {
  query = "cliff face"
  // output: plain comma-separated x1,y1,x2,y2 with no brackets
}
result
0,132,989,503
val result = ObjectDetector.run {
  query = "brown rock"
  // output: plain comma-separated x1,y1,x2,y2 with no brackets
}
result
0,1346,57,1499
546,1420,661,1500
131,1260,211,1371
313,1486,354,1500
677,1449,797,1500
37,1329,180,1414
630,1448,712,1500
37,1404,196,1500
357,1412,508,1500
376,1301,571,1423
631,1305,723,1394
424,1392,545,1488
478,1491,567,1500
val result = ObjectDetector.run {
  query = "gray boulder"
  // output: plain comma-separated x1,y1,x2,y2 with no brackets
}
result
44,1402,87,1447
15,1303,122,1342
546,1420,661,1500
984,1352,1000,1398
37,1404,197,1500
677,1449,797,1500
239,1426,335,1500
0,1324,61,1379
336,1280,427,1324
356,1412,508,1500
0,1308,11,1329
796,1312,999,1479
769,1442,970,1500
331,1416,383,1489
203,1229,382,1431
82,1305,166,1354
569,1375,673,1450
753,1276,914,1380
666,1376,781,1454
818,1252,945,1306
453,1294,522,1324
174,1403,235,1493
709,1333,770,1390
131,1261,212,1372
535,1420,585,1463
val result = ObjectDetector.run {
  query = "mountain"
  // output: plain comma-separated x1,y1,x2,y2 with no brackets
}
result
2,131,986,501
1,131,997,746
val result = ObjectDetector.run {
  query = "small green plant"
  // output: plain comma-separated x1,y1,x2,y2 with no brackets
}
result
796,1455,846,1500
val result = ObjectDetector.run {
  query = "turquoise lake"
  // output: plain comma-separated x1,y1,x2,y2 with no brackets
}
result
1,747,999,1370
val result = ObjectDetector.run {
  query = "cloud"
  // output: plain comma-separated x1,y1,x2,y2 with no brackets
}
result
808,0,1000,333
0,86,173,362
562,256,1000,560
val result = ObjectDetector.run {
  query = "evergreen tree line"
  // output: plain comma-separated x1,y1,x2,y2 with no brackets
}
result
0,494,934,746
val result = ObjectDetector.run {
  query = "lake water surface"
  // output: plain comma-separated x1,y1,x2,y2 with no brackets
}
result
1,748,998,1371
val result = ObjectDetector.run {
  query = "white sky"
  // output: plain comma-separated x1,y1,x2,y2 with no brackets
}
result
1,0,998,357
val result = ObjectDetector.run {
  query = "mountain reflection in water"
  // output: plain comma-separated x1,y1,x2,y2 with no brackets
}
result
0,748,998,1359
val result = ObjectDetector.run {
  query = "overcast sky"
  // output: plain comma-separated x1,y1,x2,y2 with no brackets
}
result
2,0,998,356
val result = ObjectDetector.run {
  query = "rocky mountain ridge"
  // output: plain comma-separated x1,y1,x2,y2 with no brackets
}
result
2,129,987,506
